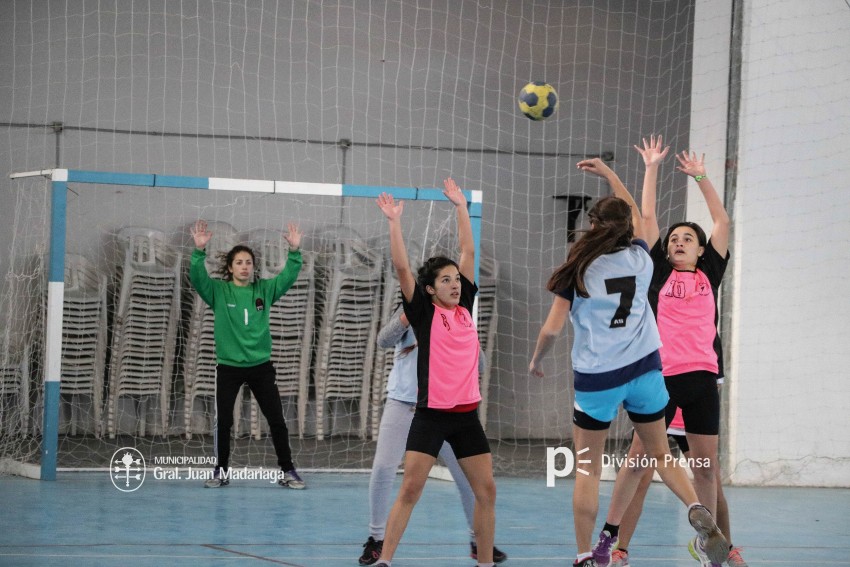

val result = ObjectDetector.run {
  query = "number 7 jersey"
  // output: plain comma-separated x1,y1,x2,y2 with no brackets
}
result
556,240,662,392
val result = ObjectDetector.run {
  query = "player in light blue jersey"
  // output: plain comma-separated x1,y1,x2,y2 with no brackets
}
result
529,158,728,567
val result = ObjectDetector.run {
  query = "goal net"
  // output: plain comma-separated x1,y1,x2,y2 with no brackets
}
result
6,0,842,486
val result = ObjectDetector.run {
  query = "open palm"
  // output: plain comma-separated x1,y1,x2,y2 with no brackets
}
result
191,220,212,249
376,192,404,221
634,134,669,167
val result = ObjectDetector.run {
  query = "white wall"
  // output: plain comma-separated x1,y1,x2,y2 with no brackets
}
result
727,0,850,486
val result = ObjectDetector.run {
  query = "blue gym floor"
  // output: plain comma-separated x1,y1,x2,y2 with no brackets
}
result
0,472,846,566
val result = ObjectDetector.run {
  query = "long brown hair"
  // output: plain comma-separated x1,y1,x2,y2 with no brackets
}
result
546,196,633,298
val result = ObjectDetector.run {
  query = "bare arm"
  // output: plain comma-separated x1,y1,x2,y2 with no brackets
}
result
529,295,571,378
634,135,670,248
577,158,645,241
676,151,730,256
443,177,475,282
376,193,416,302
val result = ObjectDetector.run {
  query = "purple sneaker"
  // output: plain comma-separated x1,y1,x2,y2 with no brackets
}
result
591,530,617,567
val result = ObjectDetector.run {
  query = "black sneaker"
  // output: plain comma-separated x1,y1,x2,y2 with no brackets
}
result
359,536,383,565
470,542,508,563
574,558,599,567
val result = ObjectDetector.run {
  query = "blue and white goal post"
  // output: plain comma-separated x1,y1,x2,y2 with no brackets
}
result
7,168,483,481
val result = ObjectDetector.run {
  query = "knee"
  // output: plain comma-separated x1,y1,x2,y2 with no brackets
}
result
396,481,425,506
691,461,716,483
474,478,497,508
622,452,657,475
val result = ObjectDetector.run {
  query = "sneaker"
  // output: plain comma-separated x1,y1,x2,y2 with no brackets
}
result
574,558,599,567
591,530,616,567
203,469,229,488
688,536,723,567
278,469,306,489
610,549,630,567
359,536,383,565
687,505,729,565
727,547,749,567
470,542,508,563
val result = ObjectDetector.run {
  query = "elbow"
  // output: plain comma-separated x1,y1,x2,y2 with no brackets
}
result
539,328,560,342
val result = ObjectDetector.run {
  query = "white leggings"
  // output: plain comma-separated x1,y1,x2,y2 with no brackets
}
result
368,398,476,540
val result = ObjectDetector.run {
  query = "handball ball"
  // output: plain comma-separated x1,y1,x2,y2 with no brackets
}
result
518,81,559,121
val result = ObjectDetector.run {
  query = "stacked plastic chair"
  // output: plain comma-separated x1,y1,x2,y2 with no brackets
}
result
181,222,236,439
242,229,315,440
60,254,108,437
475,256,499,428
312,229,383,440
106,228,182,438
0,343,29,435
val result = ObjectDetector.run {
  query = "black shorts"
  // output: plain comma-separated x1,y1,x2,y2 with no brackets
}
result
669,433,690,453
664,371,720,436
406,407,491,459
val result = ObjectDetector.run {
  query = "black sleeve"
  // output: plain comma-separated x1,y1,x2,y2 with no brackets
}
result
459,274,479,313
650,238,666,263
402,283,429,328
555,286,575,303
700,240,730,288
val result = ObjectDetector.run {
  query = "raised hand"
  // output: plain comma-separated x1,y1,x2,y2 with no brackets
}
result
376,192,404,221
443,177,466,207
576,157,614,180
191,220,212,250
634,135,670,168
675,150,707,178
285,222,303,250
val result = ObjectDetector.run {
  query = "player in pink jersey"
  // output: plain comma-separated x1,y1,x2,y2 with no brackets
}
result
610,406,746,567
602,136,746,567
372,177,497,567
530,158,727,567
